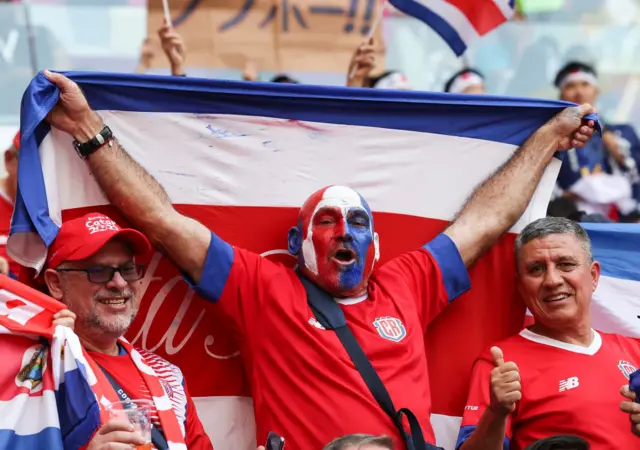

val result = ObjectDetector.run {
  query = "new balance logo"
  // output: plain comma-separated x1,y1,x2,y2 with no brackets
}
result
559,376,580,392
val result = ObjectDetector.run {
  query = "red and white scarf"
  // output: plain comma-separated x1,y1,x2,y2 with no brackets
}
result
84,339,188,449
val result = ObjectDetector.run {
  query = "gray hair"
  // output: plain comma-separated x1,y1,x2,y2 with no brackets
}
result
323,434,394,450
515,217,593,264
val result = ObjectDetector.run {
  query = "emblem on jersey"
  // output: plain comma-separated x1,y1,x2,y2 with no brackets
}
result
373,316,406,342
618,360,638,380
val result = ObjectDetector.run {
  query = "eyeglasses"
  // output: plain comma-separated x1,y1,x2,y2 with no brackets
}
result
56,264,147,284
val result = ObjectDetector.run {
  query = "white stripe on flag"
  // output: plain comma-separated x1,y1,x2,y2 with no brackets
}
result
0,390,60,435
415,0,480,43
491,0,515,20
592,276,640,338
41,112,559,233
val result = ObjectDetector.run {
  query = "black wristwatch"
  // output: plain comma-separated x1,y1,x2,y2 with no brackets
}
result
73,125,113,159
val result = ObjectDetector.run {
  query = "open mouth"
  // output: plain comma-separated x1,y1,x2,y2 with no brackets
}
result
333,248,357,264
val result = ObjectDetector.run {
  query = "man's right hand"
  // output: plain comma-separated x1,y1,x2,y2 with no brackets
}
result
489,346,521,416
43,70,104,143
86,419,147,450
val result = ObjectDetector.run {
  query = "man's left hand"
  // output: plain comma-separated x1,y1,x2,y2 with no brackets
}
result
620,384,640,437
544,103,596,150
53,309,76,330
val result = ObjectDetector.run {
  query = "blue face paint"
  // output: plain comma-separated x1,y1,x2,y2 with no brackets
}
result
291,186,379,297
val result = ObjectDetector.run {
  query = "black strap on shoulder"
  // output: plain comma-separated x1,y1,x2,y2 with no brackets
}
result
296,271,429,450
95,362,170,450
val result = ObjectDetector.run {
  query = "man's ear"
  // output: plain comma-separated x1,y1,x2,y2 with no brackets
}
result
43,269,65,300
287,226,302,255
591,260,601,292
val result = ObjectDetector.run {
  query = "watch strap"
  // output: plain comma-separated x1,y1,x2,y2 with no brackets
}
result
73,125,113,159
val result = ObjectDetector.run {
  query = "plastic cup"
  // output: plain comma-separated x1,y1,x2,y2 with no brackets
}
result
106,399,153,449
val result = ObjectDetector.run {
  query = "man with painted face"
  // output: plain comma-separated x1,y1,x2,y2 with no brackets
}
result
43,70,595,450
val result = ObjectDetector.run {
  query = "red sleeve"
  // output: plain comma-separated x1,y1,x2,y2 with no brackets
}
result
376,233,470,329
183,382,214,450
190,232,286,336
456,351,512,449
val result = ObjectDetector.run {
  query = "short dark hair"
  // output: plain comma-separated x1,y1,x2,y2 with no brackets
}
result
270,74,299,84
444,67,484,92
368,71,395,89
323,434,394,450
554,61,597,88
524,435,590,450
515,217,593,264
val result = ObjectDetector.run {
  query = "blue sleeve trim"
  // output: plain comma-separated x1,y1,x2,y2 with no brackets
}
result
455,425,510,450
424,233,471,302
187,231,234,302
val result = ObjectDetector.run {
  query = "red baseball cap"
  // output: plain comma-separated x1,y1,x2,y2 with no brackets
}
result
47,213,151,269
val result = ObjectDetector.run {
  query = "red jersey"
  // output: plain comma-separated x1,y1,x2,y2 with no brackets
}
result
0,192,18,277
194,232,470,449
90,347,213,450
457,329,640,450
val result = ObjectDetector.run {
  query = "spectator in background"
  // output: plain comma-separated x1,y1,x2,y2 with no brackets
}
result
346,39,410,90
270,74,299,84
0,132,20,278
347,38,376,88
444,69,487,95
456,217,640,450
368,71,411,90
135,37,158,74
553,61,639,220
324,434,394,450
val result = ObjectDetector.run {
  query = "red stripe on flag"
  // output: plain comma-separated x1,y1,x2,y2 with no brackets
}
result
446,0,507,35
427,232,526,416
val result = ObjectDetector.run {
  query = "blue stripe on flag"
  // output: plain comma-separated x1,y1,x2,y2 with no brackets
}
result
0,427,64,450
14,71,599,259
583,223,640,282
55,364,101,449
387,0,467,56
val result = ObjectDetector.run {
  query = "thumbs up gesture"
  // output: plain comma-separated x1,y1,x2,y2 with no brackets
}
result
489,346,522,416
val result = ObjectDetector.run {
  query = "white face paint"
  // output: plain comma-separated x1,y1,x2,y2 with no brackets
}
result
301,185,378,275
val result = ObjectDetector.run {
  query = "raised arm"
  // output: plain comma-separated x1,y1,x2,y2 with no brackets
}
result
44,71,211,283
444,104,595,267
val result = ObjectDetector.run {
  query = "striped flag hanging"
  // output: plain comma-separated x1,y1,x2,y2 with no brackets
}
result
11,71,601,448
0,275,101,450
388,0,516,56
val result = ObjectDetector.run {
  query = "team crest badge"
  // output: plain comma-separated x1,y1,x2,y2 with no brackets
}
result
618,360,638,380
373,316,407,343
16,345,48,391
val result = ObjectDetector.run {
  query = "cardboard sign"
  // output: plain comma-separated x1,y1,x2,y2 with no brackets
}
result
147,0,384,72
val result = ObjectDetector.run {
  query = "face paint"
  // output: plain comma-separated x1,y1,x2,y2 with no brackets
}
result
296,185,379,297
